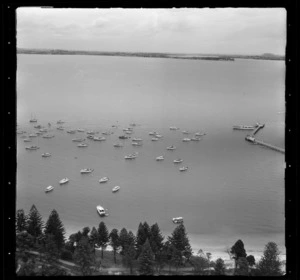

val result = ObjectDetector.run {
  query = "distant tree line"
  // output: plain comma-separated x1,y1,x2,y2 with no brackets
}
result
16,205,284,276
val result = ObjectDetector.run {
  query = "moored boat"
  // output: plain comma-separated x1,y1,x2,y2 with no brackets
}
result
113,143,123,148
57,120,65,124
77,143,88,147
166,145,176,150
173,159,183,164
151,137,159,141
99,177,109,183
42,134,55,138
57,126,64,130
191,137,201,141
93,136,106,141
170,126,179,130
155,134,163,138
67,130,76,134
233,125,256,130
96,205,108,217
72,138,85,142
42,153,51,157
86,131,96,135
77,128,85,132
156,156,164,161
45,185,54,193
132,138,143,142
25,145,40,150
182,130,190,134
182,138,191,142
29,133,38,137
195,132,206,136
124,152,138,159
179,166,188,172
132,142,142,146
23,138,31,142
112,186,120,192
59,178,69,184
80,168,94,174
172,217,183,224
119,135,130,139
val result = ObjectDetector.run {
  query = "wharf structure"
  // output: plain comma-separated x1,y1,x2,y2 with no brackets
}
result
243,123,285,154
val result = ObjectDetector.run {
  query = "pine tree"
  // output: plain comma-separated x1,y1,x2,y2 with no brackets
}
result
82,226,90,237
26,205,44,241
73,236,95,276
119,228,129,255
109,229,120,264
246,255,255,267
230,239,247,271
136,222,147,258
123,243,136,274
89,227,99,255
138,238,154,275
235,257,249,276
214,258,226,275
40,233,60,264
143,221,151,240
16,209,27,233
168,223,192,263
256,242,283,276
149,223,164,256
44,209,65,249
97,221,109,259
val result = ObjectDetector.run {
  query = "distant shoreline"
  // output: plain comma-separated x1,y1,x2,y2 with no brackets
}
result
17,48,285,61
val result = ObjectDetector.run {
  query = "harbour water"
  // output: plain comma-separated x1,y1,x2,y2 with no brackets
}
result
17,54,285,259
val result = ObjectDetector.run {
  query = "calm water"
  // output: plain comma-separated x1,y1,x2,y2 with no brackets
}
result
17,54,285,257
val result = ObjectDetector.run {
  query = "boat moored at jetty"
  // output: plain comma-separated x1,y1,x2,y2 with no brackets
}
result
59,178,69,184
42,153,51,157
25,145,40,150
57,126,64,130
156,156,164,161
132,138,143,142
77,143,88,147
179,166,188,172
173,159,183,164
96,205,108,217
45,186,54,193
172,217,183,224
245,135,256,142
167,145,176,150
99,177,109,183
155,134,163,138
80,168,94,174
112,186,120,192
29,133,38,137
132,142,142,146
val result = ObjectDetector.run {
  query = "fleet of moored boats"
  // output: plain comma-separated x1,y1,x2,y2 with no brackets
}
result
19,117,209,223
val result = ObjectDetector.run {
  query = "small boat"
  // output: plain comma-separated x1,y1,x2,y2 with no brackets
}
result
21,135,28,139
36,132,43,136
182,138,191,142
191,137,201,141
151,137,159,141
124,152,138,159
93,136,106,141
25,145,40,150
29,133,38,137
195,132,206,136
42,134,55,138
155,134,163,138
167,145,176,150
113,143,123,148
170,126,179,130
17,131,25,134
179,166,188,172
45,186,54,193
77,143,88,147
102,131,111,135
87,135,94,139
119,135,130,139
96,205,108,217
112,186,120,192
182,130,190,134
87,131,96,135
29,116,38,123
125,130,133,134
132,142,142,146
132,138,143,142
23,138,31,142
173,159,183,164
59,178,69,184
77,128,85,132
149,132,157,136
130,123,137,127
57,126,64,130
57,120,65,124
172,217,183,224
156,156,164,161
80,168,94,174
233,125,256,130
67,130,76,134
123,128,133,132
34,125,42,129
99,177,109,183
72,138,85,142
42,153,51,157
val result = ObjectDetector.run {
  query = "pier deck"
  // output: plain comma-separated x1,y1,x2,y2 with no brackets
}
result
251,124,265,136
253,139,285,154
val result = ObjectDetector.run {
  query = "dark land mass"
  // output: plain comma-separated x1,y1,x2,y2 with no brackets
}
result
17,48,285,61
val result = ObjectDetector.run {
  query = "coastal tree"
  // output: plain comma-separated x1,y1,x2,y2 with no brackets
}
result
246,255,256,267
109,228,120,264
82,226,90,237
89,227,99,255
44,209,65,249
118,228,129,255
16,209,28,233
136,222,150,258
16,230,35,261
39,233,60,264
138,238,154,275
235,257,249,276
73,236,95,276
127,231,136,246
149,223,164,258
97,221,109,259
123,243,136,274
190,255,209,275
230,239,247,271
256,242,283,276
26,205,44,242
214,258,226,275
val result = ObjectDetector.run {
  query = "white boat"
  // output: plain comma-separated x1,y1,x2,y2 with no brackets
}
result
148,132,157,135
119,135,130,139
29,115,38,123
167,145,176,150
172,217,183,224
77,128,85,132
151,137,159,141
80,168,94,174
96,205,107,217
77,143,88,147
72,138,85,142
233,125,256,130
57,126,64,130
124,152,138,159
112,186,120,192
34,125,42,129
245,135,256,142
170,126,179,130
93,136,106,141
179,166,188,172
155,134,163,138
25,145,40,150
99,177,109,183
59,178,69,184
191,137,201,141
132,138,143,142
102,131,112,135
42,153,51,157
195,132,206,136
125,130,133,134
173,159,183,164
23,138,31,142
42,134,55,138
29,133,38,137
182,130,190,134
113,143,123,148
132,142,142,146
36,132,43,136
67,130,76,134
182,138,191,142
156,156,164,161
45,185,54,193
39,128,48,132
87,131,96,135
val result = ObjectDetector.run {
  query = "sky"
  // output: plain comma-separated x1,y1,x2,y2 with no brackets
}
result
17,8,286,55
